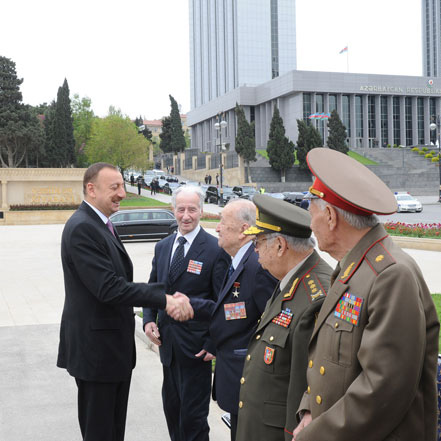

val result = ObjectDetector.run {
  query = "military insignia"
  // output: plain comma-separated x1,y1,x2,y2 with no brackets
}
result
232,282,240,298
284,278,298,298
334,292,364,326
375,254,384,262
187,260,203,275
224,301,247,320
264,346,275,365
272,308,293,328
311,290,323,301
341,262,355,279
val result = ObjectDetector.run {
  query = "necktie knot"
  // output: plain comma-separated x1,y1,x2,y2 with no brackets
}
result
169,236,187,282
178,236,187,246
228,264,234,278
106,220,115,237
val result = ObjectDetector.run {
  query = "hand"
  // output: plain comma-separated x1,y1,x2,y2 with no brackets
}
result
165,292,194,321
195,349,216,362
145,322,161,346
293,411,312,440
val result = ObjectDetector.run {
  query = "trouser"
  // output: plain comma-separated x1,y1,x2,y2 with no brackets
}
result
162,357,212,441
230,413,238,441
75,377,131,441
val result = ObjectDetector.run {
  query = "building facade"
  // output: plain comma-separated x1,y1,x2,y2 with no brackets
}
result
189,0,297,109
422,0,441,77
187,70,441,152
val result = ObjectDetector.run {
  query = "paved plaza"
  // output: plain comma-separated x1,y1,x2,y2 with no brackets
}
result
0,191,440,440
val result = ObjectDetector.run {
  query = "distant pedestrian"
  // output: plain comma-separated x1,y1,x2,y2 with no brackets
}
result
130,174,135,186
259,187,265,194
208,174,212,184
216,173,219,185
137,176,142,195
204,174,209,184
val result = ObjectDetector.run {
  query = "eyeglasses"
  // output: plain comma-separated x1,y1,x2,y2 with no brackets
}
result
252,237,268,248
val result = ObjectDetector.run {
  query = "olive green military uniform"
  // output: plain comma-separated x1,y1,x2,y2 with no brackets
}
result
236,250,332,441
296,224,439,441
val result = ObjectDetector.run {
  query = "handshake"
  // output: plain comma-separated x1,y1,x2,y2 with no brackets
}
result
145,292,193,347
165,292,194,322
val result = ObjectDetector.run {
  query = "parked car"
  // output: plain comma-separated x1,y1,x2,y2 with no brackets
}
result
283,192,306,207
110,209,178,241
232,186,257,200
394,192,423,213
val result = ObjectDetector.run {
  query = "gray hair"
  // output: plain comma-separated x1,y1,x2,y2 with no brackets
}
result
172,185,205,209
225,198,256,225
311,198,379,230
265,232,316,253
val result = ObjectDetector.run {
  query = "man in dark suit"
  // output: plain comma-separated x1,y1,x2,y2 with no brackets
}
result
143,185,230,441
57,162,192,441
209,199,277,440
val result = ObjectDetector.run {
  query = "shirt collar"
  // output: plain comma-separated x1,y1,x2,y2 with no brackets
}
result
279,253,312,292
84,200,109,224
231,241,252,270
175,224,201,247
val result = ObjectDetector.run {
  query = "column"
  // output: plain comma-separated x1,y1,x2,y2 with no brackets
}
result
375,96,381,147
400,97,406,146
424,97,431,145
362,95,369,148
1,180,8,210
350,95,356,148
387,96,394,147
411,97,418,146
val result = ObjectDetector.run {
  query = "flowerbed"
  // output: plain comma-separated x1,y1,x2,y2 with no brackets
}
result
384,221,441,239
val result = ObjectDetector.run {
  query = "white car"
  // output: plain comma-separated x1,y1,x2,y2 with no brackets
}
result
394,192,423,213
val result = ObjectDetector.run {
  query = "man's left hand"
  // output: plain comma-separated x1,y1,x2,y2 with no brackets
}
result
195,349,216,362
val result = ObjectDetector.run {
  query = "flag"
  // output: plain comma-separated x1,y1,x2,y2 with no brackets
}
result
339,46,348,54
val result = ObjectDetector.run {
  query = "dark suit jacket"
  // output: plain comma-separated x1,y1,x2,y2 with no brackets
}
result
57,202,166,382
143,227,229,367
209,244,277,414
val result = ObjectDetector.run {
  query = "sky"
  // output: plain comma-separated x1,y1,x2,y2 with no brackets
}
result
0,0,422,120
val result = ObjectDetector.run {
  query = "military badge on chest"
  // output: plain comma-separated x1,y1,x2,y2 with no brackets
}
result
272,308,293,328
334,292,364,326
264,346,275,365
224,301,247,320
232,282,240,298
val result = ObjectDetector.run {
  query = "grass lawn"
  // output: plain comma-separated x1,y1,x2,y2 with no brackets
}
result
120,193,169,207
348,150,378,165
257,149,299,165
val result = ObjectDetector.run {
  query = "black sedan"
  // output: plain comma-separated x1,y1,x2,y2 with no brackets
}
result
110,209,178,241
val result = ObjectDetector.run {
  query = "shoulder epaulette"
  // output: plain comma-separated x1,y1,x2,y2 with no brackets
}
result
364,241,396,276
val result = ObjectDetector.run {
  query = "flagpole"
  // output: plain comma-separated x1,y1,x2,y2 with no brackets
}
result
346,44,349,73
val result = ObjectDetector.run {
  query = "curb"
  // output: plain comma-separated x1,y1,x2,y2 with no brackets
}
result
391,236,441,252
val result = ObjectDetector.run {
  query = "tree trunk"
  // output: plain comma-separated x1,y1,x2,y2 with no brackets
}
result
281,169,286,183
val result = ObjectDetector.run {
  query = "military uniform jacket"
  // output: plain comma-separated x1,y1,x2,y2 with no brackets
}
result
296,224,440,441
236,251,332,441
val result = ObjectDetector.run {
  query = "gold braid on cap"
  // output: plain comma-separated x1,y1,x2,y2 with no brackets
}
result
255,220,281,232
309,186,324,198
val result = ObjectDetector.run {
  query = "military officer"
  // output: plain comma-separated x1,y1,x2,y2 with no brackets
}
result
235,194,333,441
293,148,439,441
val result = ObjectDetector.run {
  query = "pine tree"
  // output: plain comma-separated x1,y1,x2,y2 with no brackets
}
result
134,115,152,141
306,124,323,155
169,95,186,153
0,56,42,167
235,103,256,183
159,116,172,153
267,106,295,182
296,119,309,170
327,109,348,154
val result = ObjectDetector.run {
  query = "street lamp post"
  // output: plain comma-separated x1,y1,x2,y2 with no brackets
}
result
429,118,441,203
214,113,227,206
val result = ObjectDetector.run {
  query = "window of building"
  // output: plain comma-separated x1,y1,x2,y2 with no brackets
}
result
342,95,350,138
405,97,412,146
380,96,388,147
355,95,363,147
393,97,400,146
303,93,312,123
316,94,324,141
329,95,337,113
368,96,376,147
417,97,424,145
430,97,437,144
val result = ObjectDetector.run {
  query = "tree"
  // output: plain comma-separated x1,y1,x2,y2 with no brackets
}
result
306,124,323,154
296,119,309,171
134,115,152,141
42,79,76,167
235,103,256,183
72,94,95,168
159,116,172,153
85,111,151,177
327,109,348,154
169,95,186,153
266,106,295,182
0,56,43,167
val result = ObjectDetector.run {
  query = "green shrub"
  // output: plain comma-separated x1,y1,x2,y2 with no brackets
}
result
411,147,420,152
422,147,428,152
432,156,440,163
418,150,426,155
425,153,433,159
393,144,398,148
430,150,436,155
387,144,391,148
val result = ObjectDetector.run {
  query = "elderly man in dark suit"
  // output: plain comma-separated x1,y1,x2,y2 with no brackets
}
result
57,162,192,441
208,199,277,440
143,185,230,441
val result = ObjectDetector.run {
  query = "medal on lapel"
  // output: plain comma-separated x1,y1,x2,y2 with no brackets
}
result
187,260,203,275
272,308,293,328
232,282,240,298
334,292,363,326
